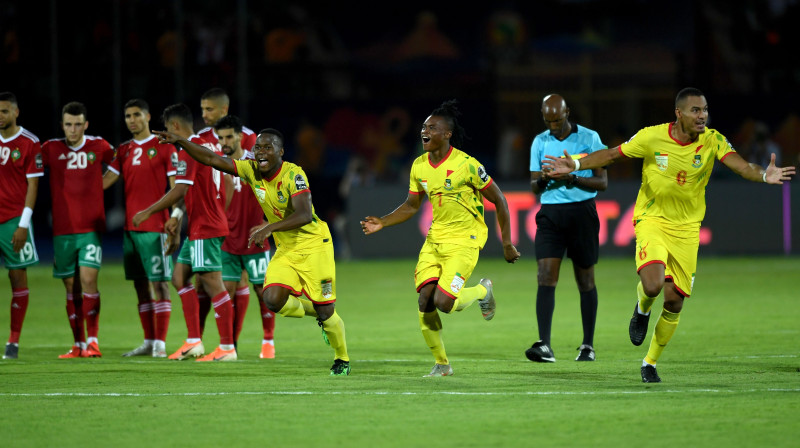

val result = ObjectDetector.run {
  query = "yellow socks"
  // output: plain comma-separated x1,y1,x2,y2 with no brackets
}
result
277,296,305,318
645,308,680,365
637,281,657,315
451,284,487,313
419,310,448,364
299,298,318,318
321,311,348,361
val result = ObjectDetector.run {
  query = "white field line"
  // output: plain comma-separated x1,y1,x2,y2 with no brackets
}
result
0,389,798,398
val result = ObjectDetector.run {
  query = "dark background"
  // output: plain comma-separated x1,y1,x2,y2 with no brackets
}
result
2,0,798,259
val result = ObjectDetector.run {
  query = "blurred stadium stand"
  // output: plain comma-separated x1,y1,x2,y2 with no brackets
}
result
2,0,797,259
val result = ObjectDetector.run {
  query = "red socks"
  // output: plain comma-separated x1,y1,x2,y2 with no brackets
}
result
177,285,201,339
9,288,29,344
212,291,234,345
153,299,171,342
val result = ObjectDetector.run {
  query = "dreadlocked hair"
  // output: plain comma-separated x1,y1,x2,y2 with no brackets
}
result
430,99,469,149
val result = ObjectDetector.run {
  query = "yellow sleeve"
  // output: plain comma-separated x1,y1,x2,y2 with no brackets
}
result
471,157,491,190
233,159,255,184
712,131,737,161
408,161,424,194
620,129,648,159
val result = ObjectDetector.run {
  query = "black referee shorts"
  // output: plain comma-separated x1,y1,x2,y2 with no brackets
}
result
534,198,600,268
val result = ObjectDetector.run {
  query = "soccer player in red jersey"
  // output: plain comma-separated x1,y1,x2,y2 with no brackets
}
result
195,88,257,346
132,103,236,362
42,102,115,358
0,92,43,360
214,115,276,358
103,99,178,358
198,88,257,151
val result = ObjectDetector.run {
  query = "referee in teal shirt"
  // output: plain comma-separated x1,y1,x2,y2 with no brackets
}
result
525,94,608,363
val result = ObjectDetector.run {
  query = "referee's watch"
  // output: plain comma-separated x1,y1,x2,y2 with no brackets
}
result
568,174,578,186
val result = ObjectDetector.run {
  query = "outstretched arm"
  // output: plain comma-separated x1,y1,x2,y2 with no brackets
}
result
722,152,795,184
153,130,236,175
542,147,623,176
482,182,521,263
531,167,607,194
360,192,424,234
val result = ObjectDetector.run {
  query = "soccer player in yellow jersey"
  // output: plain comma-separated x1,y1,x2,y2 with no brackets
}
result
361,100,521,377
152,128,351,376
543,88,796,383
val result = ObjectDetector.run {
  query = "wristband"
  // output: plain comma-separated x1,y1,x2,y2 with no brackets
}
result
762,171,767,183
18,207,33,229
573,158,581,172
171,208,184,220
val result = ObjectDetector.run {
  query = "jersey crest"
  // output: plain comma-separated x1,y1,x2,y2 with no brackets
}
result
254,185,267,202
655,152,668,171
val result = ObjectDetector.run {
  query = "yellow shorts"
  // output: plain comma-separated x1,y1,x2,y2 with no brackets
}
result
414,240,480,299
265,244,336,304
634,219,699,297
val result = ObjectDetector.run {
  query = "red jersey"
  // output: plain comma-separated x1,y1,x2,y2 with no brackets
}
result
222,151,270,255
42,136,114,236
0,127,44,223
174,135,228,240
198,125,257,152
108,135,177,232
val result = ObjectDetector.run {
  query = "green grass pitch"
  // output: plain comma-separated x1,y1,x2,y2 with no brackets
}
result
1,256,798,447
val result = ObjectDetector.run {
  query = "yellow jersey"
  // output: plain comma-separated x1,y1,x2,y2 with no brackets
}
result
233,159,332,251
620,122,736,228
409,146,492,249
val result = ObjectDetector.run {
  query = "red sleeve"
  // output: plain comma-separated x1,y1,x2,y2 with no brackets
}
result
241,133,257,151
103,139,115,163
26,141,44,175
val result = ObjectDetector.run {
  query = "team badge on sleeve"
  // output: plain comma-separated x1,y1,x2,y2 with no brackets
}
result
478,165,489,183
176,160,187,176
171,152,179,167
35,153,43,169
294,174,308,191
